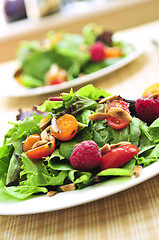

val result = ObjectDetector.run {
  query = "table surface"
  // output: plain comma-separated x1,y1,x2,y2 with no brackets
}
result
1,20,159,239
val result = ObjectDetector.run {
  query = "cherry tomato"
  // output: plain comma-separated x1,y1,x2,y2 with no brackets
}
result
23,134,41,152
51,114,78,141
107,117,130,129
26,140,55,160
100,144,139,170
107,100,131,129
105,47,122,58
142,83,159,97
50,78,66,85
108,100,130,113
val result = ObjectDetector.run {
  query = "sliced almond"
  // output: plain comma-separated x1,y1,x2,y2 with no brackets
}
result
41,129,49,141
133,165,142,177
107,107,132,122
110,141,132,149
99,144,111,155
46,191,57,197
147,92,159,99
41,129,55,142
105,104,109,112
48,134,55,142
88,112,111,121
60,92,70,96
99,95,122,104
60,183,76,192
32,140,48,149
51,117,59,133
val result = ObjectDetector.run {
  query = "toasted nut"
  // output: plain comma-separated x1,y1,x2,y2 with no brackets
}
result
41,129,49,141
60,183,76,192
110,142,132,149
99,95,122,104
133,165,142,177
46,191,57,197
107,107,132,121
60,92,70,96
105,104,109,112
41,126,55,142
88,112,111,121
48,134,55,142
32,140,48,149
51,117,59,133
99,144,111,155
147,93,159,99
40,116,52,130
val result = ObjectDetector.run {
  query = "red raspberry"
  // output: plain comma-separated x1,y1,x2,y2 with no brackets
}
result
90,41,105,62
135,97,159,125
70,140,102,171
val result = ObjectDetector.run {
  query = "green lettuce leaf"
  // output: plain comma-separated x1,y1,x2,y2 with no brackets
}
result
0,180,47,200
148,118,159,143
97,158,135,177
0,145,14,183
21,153,67,187
75,84,111,100
4,114,43,185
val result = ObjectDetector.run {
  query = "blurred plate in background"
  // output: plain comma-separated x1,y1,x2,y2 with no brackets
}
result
0,32,145,98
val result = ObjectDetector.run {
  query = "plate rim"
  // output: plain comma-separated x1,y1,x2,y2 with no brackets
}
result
0,160,159,215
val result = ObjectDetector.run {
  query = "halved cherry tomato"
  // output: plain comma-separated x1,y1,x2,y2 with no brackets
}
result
100,144,139,170
50,77,66,85
108,100,130,113
107,117,130,129
23,134,41,152
105,47,122,58
142,83,159,97
107,100,131,129
51,114,78,141
26,140,55,160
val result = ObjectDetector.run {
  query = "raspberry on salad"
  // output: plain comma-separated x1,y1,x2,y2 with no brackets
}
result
90,41,105,62
135,97,159,125
70,140,102,171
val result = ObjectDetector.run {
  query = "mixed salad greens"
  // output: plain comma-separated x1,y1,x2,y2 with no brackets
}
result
0,84,159,200
14,23,134,88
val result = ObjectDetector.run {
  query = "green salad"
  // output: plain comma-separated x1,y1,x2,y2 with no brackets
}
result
14,23,134,88
0,84,159,200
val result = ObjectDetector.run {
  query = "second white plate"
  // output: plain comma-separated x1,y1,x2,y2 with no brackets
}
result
0,32,145,98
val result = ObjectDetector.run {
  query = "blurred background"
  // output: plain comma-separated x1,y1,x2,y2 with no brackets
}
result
0,0,159,63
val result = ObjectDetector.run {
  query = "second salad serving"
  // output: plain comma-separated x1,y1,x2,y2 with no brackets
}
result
14,23,134,88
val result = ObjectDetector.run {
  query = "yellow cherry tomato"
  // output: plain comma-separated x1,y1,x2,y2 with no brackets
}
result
142,83,159,97
51,114,78,141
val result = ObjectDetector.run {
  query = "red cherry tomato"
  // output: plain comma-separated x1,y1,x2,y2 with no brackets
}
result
108,100,130,113
50,77,66,85
100,144,139,170
26,140,55,160
107,100,131,129
107,117,130,129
